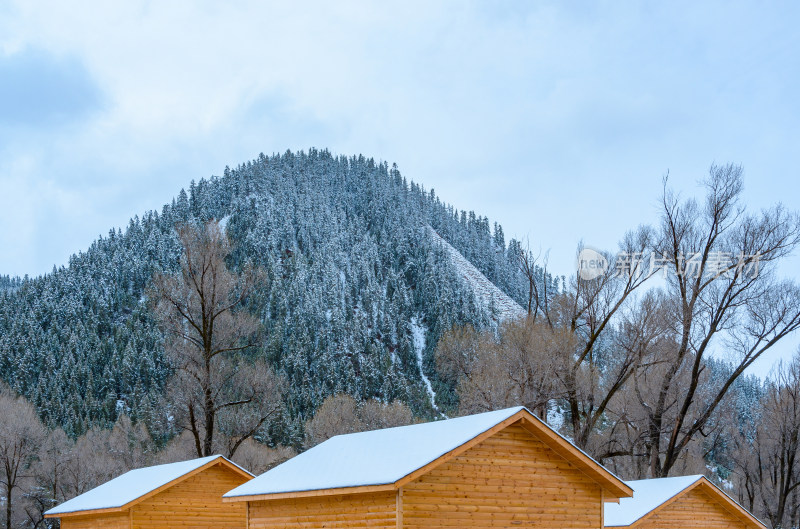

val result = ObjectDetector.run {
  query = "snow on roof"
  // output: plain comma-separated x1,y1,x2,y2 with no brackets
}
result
46,455,247,515
604,475,704,527
225,406,526,498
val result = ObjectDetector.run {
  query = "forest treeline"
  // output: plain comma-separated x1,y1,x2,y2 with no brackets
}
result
0,149,555,442
2,154,800,527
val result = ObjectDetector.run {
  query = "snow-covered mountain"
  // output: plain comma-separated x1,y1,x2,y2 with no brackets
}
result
0,149,549,442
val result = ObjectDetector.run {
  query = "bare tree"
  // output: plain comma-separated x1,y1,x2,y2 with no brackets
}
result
434,324,485,388
227,439,295,476
29,428,73,529
642,164,800,477
210,360,287,458
517,243,550,318
150,221,285,458
435,319,560,418
548,228,656,450
0,385,46,529
156,432,203,464
732,355,800,528
304,394,414,448
437,227,658,452
358,400,415,431
587,290,676,465
433,163,800,476
67,427,128,495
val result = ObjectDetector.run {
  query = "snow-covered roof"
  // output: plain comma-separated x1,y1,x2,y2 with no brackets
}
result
225,406,630,500
605,475,765,528
604,475,705,527
225,407,526,498
46,455,251,516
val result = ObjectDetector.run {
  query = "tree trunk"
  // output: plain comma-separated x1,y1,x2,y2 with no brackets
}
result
5,484,12,529
203,378,215,457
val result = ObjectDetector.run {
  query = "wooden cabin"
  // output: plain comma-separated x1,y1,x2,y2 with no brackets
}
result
603,475,765,529
45,455,253,529
223,406,633,528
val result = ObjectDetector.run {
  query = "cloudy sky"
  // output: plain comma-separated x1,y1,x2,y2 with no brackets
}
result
2,1,799,370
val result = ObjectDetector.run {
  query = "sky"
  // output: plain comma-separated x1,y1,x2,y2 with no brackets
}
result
1,1,799,373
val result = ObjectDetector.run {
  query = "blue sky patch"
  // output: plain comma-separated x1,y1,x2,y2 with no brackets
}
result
0,47,104,128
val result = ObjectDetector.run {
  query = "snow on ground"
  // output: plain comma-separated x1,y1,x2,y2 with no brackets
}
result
546,404,565,431
427,226,525,323
706,464,734,490
410,315,444,416
218,215,231,231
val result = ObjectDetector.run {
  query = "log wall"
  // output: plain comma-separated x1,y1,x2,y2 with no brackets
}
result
248,491,397,529
129,464,248,529
635,487,748,529
402,423,603,528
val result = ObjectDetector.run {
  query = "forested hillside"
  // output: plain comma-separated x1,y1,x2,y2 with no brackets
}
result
0,149,552,444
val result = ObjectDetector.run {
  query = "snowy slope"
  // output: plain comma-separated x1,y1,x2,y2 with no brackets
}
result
409,315,445,416
427,226,525,323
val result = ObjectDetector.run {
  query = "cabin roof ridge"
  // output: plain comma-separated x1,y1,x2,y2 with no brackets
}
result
224,406,632,501
45,454,251,517
604,474,766,528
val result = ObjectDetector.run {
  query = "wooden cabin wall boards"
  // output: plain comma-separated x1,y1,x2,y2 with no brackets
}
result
45,455,253,529
45,408,768,529
225,407,632,529
603,475,766,529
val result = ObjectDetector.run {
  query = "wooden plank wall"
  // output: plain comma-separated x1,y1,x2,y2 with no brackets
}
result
61,511,130,529
401,423,604,528
247,423,605,529
637,487,748,529
247,491,397,529
129,464,249,529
